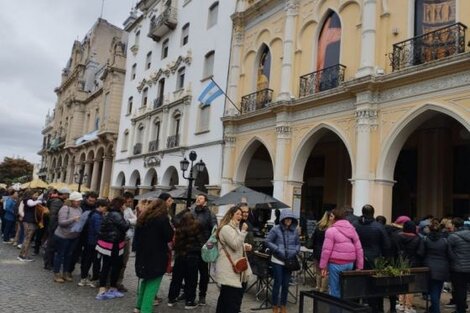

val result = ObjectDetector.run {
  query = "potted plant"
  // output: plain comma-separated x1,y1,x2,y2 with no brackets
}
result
371,256,414,287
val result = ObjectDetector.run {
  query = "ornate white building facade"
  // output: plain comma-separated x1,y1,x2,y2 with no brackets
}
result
111,0,235,197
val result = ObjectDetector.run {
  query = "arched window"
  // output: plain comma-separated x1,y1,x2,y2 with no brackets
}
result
203,51,215,78
317,11,341,71
142,88,148,107
127,97,133,114
176,67,185,90
137,124,144,144
257,45,271,91
207,2,219,28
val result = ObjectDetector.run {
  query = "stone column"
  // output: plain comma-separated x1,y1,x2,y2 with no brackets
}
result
90,158,101,192
99,154,113,198
356,0,377,77
352,91,377,214
226,14,244,115
65,159,74,184
273,122,291,201
84,161,93,188
277,0,299,101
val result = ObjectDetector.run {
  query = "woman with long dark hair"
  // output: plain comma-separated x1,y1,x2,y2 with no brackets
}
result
95,197,129,300
134,199,174,313
215,205,252,313
167,212,204,308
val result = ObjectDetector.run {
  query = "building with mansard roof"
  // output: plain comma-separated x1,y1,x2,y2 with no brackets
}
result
38,18,127,197
221,0,470,221
111,0,234,198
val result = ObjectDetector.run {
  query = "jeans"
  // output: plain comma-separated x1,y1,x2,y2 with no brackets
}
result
168,254,199,303
80,244,100,280
271,262,291,306
197,255,209,298
53,236,78,273
2,219,15,242
428,279,444,313
451,271,470,313
215,285,244,313
328,262,354,298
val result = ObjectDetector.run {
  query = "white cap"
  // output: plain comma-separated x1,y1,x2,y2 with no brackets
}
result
69,191,83,201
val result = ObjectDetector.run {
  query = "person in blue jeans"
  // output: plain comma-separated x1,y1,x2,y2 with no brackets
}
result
266,210,300,313
319,206,364,298
2,190,18,242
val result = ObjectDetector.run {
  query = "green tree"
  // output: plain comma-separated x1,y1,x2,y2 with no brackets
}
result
0,157,33,185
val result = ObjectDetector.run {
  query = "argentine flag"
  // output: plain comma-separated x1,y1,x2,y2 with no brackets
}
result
198,81,223,105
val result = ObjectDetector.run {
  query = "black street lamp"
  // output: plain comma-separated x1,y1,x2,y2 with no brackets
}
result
74,168,88,193
180,151,206,209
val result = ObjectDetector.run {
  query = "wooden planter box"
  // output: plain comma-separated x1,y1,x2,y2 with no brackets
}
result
371,274,414,287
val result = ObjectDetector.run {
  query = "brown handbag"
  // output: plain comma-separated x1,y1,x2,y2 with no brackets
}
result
221,242,248,274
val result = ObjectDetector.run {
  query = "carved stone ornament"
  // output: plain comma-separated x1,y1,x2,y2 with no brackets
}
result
224,136,236,144
275,125,292,134
144,155,161,167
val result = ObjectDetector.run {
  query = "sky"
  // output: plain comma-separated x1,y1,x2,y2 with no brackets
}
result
0,0,134,164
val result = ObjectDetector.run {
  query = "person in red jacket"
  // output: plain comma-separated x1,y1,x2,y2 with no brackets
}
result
320,206,364,298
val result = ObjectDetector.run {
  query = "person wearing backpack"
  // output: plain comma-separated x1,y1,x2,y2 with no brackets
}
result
78,198,108,287
2,190,18,242
52,192,83,283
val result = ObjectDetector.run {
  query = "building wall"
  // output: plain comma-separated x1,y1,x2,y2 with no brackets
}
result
111,0,235,196
39,19,126,197
223,0,470,220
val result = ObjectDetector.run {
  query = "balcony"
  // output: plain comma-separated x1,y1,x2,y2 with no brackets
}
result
240,88,273,114
299,64,346,97
167,134,179,148
389,23,467,72
133,143,143,155
148,139,159,152
148,5,177,42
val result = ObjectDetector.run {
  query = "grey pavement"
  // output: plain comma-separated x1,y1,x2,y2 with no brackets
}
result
0,241,462,313
0,241,302,313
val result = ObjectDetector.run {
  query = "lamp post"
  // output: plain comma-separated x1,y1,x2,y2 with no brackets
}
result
74,168,88,193
180,150,206,209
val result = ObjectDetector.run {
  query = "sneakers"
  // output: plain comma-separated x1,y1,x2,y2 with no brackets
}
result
17,244,22,249
106,289,124,299
198,297,206,306
54,273,65,283
395,304,405,312
167,299,177,307
445,299,456,307
404,307,416,313
177,293,186,301
185,301,198,310
78,278,90,287
96,292,111,300
153,297,163,306
17,256,34,262
63,272,73,282
88,280,99,288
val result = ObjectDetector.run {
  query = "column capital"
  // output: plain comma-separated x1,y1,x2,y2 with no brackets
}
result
285,0,300,15
224,136,236,144
276,125,292,137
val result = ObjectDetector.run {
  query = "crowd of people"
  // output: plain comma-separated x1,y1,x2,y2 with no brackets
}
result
1,185,470,313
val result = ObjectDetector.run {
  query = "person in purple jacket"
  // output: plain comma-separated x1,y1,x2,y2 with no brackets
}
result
320,206,364,298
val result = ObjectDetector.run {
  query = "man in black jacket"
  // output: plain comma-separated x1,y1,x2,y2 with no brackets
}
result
448,217,470,313
354,204,391,313
191,194,217,306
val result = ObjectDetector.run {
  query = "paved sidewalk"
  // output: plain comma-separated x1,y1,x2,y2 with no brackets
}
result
0,241,462,313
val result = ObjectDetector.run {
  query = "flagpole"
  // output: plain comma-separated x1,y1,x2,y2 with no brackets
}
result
210,77,241,114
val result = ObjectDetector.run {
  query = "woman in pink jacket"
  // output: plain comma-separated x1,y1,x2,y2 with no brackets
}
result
320,206,364,297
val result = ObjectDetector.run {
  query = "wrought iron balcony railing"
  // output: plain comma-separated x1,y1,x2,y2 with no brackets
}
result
148,139,159,152
153,97,163,109
389,22,467,72
148,5,177,42
299,64,346,97
133,143,142,155
240,88,273,114
167,134,179,148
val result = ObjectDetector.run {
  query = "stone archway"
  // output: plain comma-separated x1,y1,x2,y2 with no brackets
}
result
290,124,353,220
161,166,179,187
378,105,470,219
143,168,158,188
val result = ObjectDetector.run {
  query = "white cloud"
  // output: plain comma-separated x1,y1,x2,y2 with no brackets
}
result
0,0,133,164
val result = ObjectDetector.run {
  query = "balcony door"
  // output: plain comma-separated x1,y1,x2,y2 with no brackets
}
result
316,11,341,91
